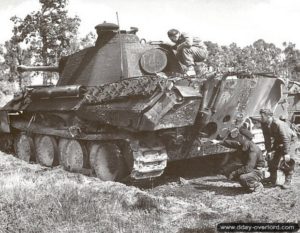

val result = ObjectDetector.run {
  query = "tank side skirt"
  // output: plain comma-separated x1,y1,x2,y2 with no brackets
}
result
11,120,135,141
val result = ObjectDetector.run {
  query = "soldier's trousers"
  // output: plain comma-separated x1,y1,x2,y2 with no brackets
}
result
269,150,295,183
238,170,263,189
176,46,208,67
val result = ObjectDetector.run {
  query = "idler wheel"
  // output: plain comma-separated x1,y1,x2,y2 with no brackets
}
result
14,133,34,162
89,143,127,181
61,139,87,172
35,135,58,167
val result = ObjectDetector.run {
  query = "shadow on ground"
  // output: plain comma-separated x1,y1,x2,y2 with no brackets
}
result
164,155,225,178
129,155,248,196
190,181,247,196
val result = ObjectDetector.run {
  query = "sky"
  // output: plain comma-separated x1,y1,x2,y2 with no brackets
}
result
0,0,300,48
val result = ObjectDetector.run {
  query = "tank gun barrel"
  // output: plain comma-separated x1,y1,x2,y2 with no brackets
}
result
17,65,59,73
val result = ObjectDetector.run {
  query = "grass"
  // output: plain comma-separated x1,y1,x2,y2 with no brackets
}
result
0,152,299,233
0,153,164,233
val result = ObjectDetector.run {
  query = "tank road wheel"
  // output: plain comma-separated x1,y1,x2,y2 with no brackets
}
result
35,135,58,167
89,143,128,181
58,138,69,165
14,133,34,163
61,139,87,172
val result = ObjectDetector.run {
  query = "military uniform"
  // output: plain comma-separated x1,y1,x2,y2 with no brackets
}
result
261,118,295,188
221,128,265,192
173,32,208,69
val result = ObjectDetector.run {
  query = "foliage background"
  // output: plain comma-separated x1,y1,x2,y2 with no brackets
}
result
0,0,300,95
0,0,95,90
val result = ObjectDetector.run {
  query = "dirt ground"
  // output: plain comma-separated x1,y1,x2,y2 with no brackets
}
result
0,152,299,233
146,156,300,232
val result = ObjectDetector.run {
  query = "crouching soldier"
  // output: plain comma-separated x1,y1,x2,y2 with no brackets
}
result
212,127,266,192
167,29,208,76
259,108,296,189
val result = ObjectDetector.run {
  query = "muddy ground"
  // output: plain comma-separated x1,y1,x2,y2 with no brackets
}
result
147,156,300,232
0,152,299,233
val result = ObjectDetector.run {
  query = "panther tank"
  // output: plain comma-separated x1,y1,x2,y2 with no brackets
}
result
0,22,286,181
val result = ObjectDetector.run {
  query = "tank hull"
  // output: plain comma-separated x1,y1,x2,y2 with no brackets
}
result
0,74,285,180
0,27,287,180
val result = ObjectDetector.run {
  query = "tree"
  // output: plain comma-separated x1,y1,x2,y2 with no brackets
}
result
0,34,33,91
249,39,282,73
205,39,285,76
11,0,81,84
67,31,97,54
282,42,300,80
79,32,97,49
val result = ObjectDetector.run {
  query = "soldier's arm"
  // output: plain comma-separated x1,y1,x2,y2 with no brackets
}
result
277,122,291,155
177,32,193,50
221,139,241,149
261,124,272,152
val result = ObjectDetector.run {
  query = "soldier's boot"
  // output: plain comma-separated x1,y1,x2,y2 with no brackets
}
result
249,182,264,193
282,174,293,190
280,159,295,189
253,182,264,193
263,171,277,187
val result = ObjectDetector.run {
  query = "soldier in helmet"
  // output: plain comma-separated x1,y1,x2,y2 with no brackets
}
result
259,108,296,189
167,29,208,76
212,127,266,193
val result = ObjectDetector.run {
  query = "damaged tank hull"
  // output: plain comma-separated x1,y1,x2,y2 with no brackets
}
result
0,75,284,180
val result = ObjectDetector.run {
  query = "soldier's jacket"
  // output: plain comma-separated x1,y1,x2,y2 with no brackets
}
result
261,118,293,155
222,139,265,175
174,32,205,50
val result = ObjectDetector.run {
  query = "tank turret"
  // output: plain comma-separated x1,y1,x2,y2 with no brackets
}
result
55,22,170,86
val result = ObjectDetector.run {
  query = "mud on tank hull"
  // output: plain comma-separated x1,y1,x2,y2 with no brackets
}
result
0,73,286,181
0,75,205,180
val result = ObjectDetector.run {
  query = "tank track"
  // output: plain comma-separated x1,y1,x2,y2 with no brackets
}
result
131,145,168,180
83,76,169,104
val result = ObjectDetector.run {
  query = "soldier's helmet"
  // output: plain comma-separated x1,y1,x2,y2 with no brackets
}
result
167,29,180,37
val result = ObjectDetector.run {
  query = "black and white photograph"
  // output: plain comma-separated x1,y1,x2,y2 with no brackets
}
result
0,0,299,232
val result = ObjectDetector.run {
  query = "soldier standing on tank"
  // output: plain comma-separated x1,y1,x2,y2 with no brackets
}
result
259,108,296,189
167,29,208,76
212,127,266,193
